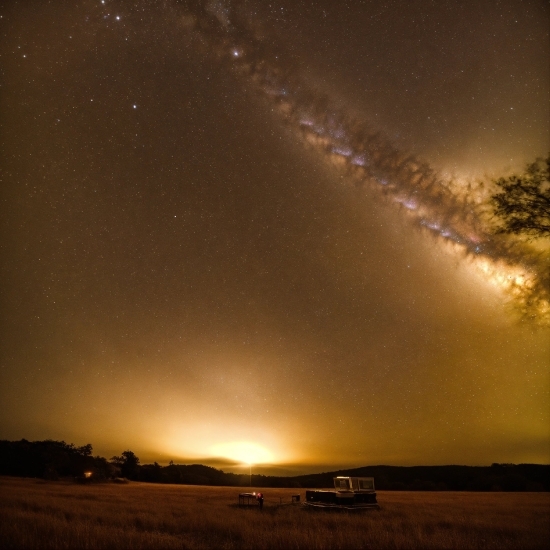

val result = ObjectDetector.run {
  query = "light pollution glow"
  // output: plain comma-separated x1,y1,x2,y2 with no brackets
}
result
0,0,548,474
209,442,274,465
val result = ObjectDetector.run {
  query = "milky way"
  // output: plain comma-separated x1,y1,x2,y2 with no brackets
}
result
172,0,549,322
1,0,549,470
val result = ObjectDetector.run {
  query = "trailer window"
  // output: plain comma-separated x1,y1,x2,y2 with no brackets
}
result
359,479,374,490
336,478,351,490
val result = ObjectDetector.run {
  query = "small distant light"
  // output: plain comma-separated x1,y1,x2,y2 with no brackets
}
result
116,16,120,21
84,471,93,478
233,50,239,57
133,104,137,109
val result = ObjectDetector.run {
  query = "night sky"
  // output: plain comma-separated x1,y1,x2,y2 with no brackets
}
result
1,0,549,475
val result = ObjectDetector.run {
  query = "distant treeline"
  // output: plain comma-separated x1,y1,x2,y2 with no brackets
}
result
1,439,548,491
295,464,549,492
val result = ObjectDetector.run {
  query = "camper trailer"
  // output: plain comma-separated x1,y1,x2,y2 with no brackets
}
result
305,476,379,509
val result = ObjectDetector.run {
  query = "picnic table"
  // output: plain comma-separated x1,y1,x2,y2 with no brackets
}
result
238,492,259,507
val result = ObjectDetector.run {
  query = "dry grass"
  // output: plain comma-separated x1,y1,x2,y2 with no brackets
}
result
0,476,548,549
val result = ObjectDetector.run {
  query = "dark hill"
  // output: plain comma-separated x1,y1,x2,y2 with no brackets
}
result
1,440,548,491
292,464,550,492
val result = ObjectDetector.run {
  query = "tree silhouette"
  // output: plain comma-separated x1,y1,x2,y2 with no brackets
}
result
77,444,93,456
110,450,140,479
491,155,550,238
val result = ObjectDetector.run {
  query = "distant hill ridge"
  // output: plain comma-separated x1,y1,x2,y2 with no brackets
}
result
1,439,548,491
293,464,550,492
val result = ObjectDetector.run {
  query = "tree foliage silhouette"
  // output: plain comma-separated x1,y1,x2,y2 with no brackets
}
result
491,155,550,238
110,450,140,479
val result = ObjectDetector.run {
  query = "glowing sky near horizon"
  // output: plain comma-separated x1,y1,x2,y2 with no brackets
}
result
1,0,549,475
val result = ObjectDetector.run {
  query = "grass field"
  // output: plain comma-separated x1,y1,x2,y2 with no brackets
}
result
0,476,548,549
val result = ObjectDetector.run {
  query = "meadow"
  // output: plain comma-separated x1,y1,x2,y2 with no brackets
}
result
0,476,548,549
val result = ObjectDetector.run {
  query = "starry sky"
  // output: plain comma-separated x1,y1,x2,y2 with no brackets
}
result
1,0,549,475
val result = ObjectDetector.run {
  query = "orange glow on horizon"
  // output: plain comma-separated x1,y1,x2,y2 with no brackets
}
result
209,441,275,465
